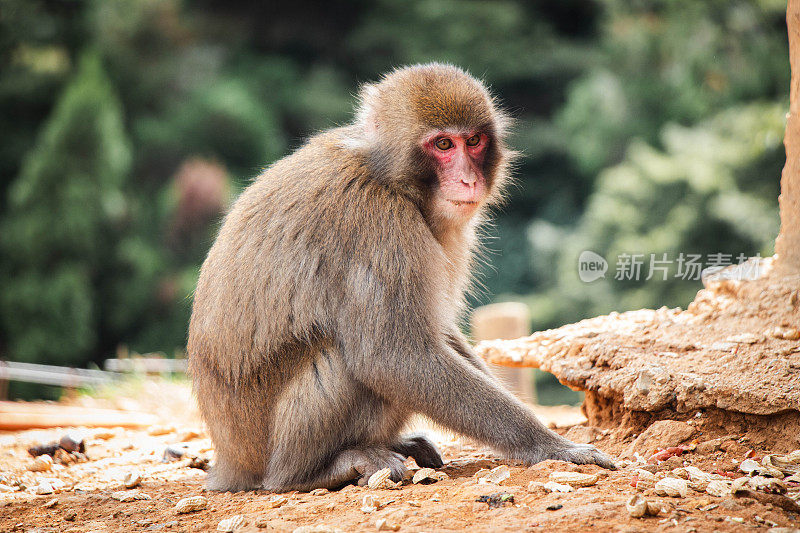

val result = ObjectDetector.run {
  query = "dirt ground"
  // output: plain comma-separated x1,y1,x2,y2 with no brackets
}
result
1,379,799,533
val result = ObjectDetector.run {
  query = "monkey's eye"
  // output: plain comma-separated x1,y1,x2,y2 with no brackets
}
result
434,138,454,151
465,134,481,147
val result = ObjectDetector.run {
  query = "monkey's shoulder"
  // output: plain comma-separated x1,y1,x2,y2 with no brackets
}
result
222,126,436,268
241,130,368,203
246,129,414,213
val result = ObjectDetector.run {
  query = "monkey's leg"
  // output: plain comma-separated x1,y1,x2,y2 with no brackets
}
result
262,346,410,492
265,446,407,492
391,433,444,468
194,372,273,492
206,443,265,492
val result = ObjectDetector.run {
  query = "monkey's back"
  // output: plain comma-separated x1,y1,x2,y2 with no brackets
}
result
187,127,434,385
192,130,347,374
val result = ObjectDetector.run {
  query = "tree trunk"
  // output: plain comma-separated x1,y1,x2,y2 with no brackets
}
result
776,0,800,273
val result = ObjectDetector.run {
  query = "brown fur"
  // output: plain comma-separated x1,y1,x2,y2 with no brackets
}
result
188,63,614,492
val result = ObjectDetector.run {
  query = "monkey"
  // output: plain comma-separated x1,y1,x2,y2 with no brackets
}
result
187,63,615,493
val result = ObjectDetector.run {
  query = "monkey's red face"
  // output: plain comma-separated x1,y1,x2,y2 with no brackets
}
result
422,130,489,218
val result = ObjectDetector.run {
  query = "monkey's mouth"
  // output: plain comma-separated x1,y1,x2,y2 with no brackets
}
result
446,200,479,206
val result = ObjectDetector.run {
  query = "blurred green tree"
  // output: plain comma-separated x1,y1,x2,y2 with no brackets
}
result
0,51,131,366
557,0,788,177
0,0,84,208
516,0,789,334
527,102,785,328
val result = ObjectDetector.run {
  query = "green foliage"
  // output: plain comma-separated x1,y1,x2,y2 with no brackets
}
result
527,102,784,328
0,0,83,206
557,0,788,177
348,0,599,79
0,52,131,365
135,78,286,179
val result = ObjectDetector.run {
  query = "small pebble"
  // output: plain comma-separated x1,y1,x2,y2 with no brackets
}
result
412,467,433,484
527,481,547,494
705,480,732,497
162,445,187,462
543,481,573,493
411,468,447,484
28,455,53,472
361,494,379,513
375,518,399,531
646,501,665,516
726,333,761,344
124,471,143,489
476,492,514,508
476,465,510,485
35,481,54,495
549,471,598,487
175,495,207,514
59,433,85,453
217,515,245,532
654,477,688,498
187,455,210,470
266,495,288,508
769,326,800,340
626,494,647,518
367,468,392,490
53,448,77,465
635,469,656,482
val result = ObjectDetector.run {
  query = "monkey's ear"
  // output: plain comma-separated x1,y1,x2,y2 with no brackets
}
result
355,83,381,140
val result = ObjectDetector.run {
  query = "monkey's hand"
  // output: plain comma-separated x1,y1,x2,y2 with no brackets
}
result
391,434,444,469
543,441,617,470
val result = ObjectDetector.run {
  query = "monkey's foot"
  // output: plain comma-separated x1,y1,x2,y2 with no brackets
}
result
353,447,408,486
391,434,444,469
261,446,407,492
546,443,617,470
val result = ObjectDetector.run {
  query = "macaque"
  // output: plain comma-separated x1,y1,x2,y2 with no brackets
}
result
188,63,615,492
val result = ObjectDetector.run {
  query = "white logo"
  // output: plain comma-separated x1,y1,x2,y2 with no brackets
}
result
578,250,608,282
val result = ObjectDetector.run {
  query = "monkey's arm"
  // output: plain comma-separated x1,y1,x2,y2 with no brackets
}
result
338,255,613,468
445,330,493,376
343,314,611,467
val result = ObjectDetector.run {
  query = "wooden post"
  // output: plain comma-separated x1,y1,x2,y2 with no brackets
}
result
471,302,536,403
776,0,800,273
